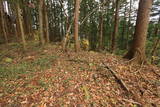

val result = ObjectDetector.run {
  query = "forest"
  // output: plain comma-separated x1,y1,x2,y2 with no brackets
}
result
0,0,160,106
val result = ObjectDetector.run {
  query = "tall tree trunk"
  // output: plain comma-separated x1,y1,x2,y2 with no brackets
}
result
151,38,160,58
59,0,66,39
74,0,80,52
126,0,132,49
151,15,160,58
111,0,119,53
99,0,104,50
22,0,29,36
43,1,50,43
22,0,33,40
39,0,45,45
121,3,127,49
124,0,153,64
15,15,21,40
0,1,8,44
99,14,104,50
16,3,26,50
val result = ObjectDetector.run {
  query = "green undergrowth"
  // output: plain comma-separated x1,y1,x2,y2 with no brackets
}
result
0,55,58,82
0,42,58,83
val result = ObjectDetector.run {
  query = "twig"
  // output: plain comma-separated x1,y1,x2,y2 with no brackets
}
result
135,61,144,74
59,0,68,18
67,59,89,65
102,62,130,92
101,63,143,105
80,1,107,25
80,7,99,25
124,57,137,64
153,70,160,77
151,67,160,77
122,98,142,106
0,48,16,60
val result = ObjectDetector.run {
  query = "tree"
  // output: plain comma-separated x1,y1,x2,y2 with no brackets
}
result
74,0,80,52
124,0,153,63
121,2,127,49
98,0,104,50
0,0,8,44
43,0,50,43
38,0,45,45
151,15,160,59
22,0,32,39
126,0,132,49
16,1,26,49
111,0,120,53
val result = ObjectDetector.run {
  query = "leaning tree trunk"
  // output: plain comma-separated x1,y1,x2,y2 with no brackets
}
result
111,0,120,53
74,0,80,52
124,0,153,64
0,1,8,44
16,3,26,50
38,0,45,45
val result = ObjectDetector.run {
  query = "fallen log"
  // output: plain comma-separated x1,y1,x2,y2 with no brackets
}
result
101,62,142,106
102,62,130,92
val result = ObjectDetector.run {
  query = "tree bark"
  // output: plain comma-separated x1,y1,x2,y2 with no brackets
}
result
124,0,153,64
151,15,160,58
111,0,120,53
121,3,127,49
16,3,26,50
39,0,45,45
22,0,30,36
43,1,50,43
0,1,8,44
99,14,104,50
74,0,80,52
22,1,33,40
99,0,104,50
151,38,160,57
126,0,132,49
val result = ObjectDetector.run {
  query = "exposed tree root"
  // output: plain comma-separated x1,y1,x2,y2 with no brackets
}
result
124,48,147,64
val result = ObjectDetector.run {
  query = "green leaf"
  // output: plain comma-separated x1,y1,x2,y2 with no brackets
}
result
4,57,13,63
132,104,138,107
0,93,3,97
82,85,90,100
89,63,93,67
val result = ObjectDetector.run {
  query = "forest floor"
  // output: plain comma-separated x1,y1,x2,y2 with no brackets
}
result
0,42,160,107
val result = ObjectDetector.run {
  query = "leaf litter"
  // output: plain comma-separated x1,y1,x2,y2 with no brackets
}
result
0,44,160,107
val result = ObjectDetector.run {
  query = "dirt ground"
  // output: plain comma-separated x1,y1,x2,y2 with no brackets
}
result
0,44,160,107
